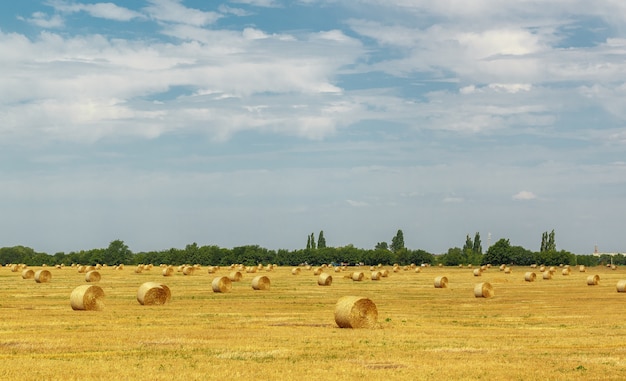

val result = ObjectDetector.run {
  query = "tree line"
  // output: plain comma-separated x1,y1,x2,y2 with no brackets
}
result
0,229,618,267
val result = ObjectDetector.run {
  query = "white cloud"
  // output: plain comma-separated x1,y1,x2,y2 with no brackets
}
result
144,0,221,26
47,1,145,21
347,199,369,207
20,12,64,28
512,191,538,200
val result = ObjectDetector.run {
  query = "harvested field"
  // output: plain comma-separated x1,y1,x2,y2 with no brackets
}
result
0,265,625,380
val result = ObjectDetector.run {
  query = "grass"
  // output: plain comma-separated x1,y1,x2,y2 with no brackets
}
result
1,264,625,380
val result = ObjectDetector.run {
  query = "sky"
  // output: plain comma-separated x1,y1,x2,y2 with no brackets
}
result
1,0,625,255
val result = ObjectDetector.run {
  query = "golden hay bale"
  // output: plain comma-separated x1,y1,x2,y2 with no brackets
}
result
539,265,546,272
207,266,216,274
251,275,270,290
313,267,323,275
474,282,494,298
85,265,96,272
212,276,232,293
228,271,242,282
137,282,171,305
134,266,143,274
499,264,506,271
34,269,51,283
318,273,333,286
371,271,382,281
246,266,257,274
291,267,301,275
524,272,536,282
542,271,552,280
182,266,194,275
85,270,101,283
162,267,174,277
586,275,600,286
334,296,378,329
21,269,35,279
617,280,626,292
77,265,86,274
415,267,422,273
504,267,512,274
611,265,617,270
579,265,586,272
549,266,556,274
434,276,448,288
70,285,104,311
351,272,364,281
473,269,482,277
334,267,341,273
561,268,570,276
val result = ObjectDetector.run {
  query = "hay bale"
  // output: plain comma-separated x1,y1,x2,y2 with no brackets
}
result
579,265,586,272
415,267,422,273
381,269,389,277
207,266,216,274
334,296,378,329
313,267,323,275
137,282,171,305
617,280,626,292
371,271,381,280
539,265,546,272
542,271,552,280
561,268,570,276
587,275,600,286
228,271,242,282
70,285,105,311
434,276,448,288
85,270,101,282
318,273,332,286
504,267,512,274
77,265,86,273
251,275,270,290
212,276,232,293
351,272,364,281
334,267,341,273
473,268,482,277
524,272,536,282
291,267,301,275
162,267,174,277
182,266,194,275
474,282,494,298
21,269,35,279
34,269,51,283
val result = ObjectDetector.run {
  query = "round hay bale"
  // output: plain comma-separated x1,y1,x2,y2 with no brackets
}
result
182,266,194,275
318,273,332,286
504,267,512,274
251,275,270,290
542,271,552,280
77,265,86,274
162,267,174,277
212,276,232,293
617,280,626,292
587,275,600,286
334,296,378,329
34,269,51,283
21,269,35,279
371,271,381,280
524,272,536,282
70,285,104,311
207,266,216,274
579,265,586,272
334,267,341,273
228,271,242,282
561,268,570,276
351,272,364,281
415,267,422,273
313,267,323,276
85,270,101,283
434,276,448,288
381,269,389,277
474,282,494,298
137,282,171,305
539,265,546,272
499,264,506,271
291,267,301,275
473,268,482,277
85,265,96,272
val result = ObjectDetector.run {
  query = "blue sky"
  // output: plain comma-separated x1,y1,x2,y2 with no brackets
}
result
1,0,625,255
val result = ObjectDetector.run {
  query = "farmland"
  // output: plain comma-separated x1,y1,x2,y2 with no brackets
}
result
1,264,625,380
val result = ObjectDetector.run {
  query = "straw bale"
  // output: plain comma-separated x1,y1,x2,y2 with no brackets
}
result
212,276,232,293
542,271,552,280
415,267,422,273
162,267,174,277
21,269,35,279
137,282,171,305
381,269,389,277
524,272,536,282
371,271,381,280
434,276,448,288
579,265,586,273
70,285,104,311
313,267,323,276
586,275,600,286
228,271,243,282
617,280,626,292
334,296,378,329
351,272,364,281
291,267,301,275
35,269,51,283
85,270,101,282
318,273,333,286
473,268,482,277
474,282,494,298
251,275,271,290
561,268,570,276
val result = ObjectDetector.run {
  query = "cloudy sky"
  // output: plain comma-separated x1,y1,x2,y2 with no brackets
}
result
1,0,625,255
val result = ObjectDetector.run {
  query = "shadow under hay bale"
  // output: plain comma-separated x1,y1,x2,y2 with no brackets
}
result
137,282,171,305
434,276,448,288
212,276,232,293
474,282,494,298
318,273,332,286
85,270,101,283
35,270,51,283
71,284,104,311
251,275,270,290
334,296,378,329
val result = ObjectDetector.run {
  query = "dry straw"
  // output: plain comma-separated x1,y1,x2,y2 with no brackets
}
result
251,275,271,290
85,270,101,283
21,269,35,279
137,282,171,305
579,265,586,272
351,272,364,281
334,296,378,329
212,276,232,293
504,267,512,274
473,269,482,277
371,271,381,281
616,280,626,292
562,268,571,276
182,266,194,275
207,266,216,274
318,273,332,286
381,269,389,277
586,275,600,286
162,267,174,277
434,276,448,288
474,282,494,298
291,267,301,275
35,269,51,283
542,271,552,280
313,267,323,276
228,271,243,282
524,272,536,282
70,285,104,311
415,267,422,273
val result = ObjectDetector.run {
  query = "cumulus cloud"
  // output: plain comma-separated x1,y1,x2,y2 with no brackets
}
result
144,0,221,26
47,1,145,21
512,191,538,200
20,12,64,28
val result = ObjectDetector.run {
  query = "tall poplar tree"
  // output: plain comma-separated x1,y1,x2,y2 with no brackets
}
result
317,230,326,249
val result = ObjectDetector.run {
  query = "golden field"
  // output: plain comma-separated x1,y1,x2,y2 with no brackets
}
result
1,264,626,381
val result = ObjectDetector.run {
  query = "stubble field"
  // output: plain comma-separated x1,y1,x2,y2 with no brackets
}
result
1,263,625,381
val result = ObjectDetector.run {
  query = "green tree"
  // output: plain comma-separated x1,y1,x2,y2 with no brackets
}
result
375,242,388,251
103,239,132,265
483,238,512,265
473,232,482,255
390,229,405,253
306,235,311,250
317,230,326,249
310,232,316,250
